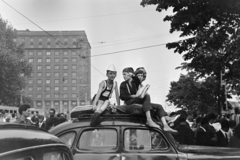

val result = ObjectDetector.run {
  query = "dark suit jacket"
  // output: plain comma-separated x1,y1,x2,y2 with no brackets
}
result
173,122,195,145
196,127,212,146
216,130,228,147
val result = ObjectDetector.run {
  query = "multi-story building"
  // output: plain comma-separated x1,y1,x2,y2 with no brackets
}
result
16,30,91,115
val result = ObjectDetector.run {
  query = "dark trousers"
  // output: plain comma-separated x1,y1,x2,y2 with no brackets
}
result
125,94,167,118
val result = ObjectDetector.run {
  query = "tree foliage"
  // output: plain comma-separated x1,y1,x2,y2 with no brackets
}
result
0,16,32,106
166,72,221,113
141,0,240,93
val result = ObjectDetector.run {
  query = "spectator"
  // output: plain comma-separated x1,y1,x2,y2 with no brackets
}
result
229,124,240,148
216,119,229,147
173,113,195,145
14,104,32,125
205,113,218,145
36,115,45,129
196,117,215,146
45,108,59,131
227,120,236,141
231,107,240,126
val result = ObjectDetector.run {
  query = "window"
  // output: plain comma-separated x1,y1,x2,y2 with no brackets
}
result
37,58,42,63
37,86,42,91
28,79,33,84
37,79,42,84
46,58,51,63
37,102,42,106
72,52,77,56
28,94,33,98
55,65,60,70
55,79,60,84
72,58,77,63
45,86,51,91
63,73,68,77
37,72,42,77
46,72,51,77
72,86,77,91
72,79,77,84
63,51,68,56
63,58,68,63
63,65,68,70
28,59,33,63
54,94,60,98
72,101,77,106
46,79,51,84
59,132,76,148
63,101,68,105
37,65,42,70
63,86,68,91
37,94,42,99
46,65,51,70
28,87,33,92
55,58,60,63
72,93,77,98
43,152,70,160
63,79,68,84
54,72,60,77
63,93,68,98
72,65,77,70
38,52,42,56
124,129,168,151
55,52,60,56
30,73,33,77
78,129,117,151
72,72,77,77
54,86,60,91
29,52,33,56
46,51,51,56
45,93,51,98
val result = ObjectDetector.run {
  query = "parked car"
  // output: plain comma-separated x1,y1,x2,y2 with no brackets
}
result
0,122,73,160
50,105,240,160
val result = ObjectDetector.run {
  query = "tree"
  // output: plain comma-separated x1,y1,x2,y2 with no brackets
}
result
0,16,32,106
166,72,220,113
141,0,240,113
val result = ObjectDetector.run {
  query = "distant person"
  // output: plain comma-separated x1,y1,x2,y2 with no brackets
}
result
36,115,45,129
14,104,32,125
229,123,240,148
45,108,59,131
196,117,214,146
231,107,240,126
216,119,229,147
173,113,195,145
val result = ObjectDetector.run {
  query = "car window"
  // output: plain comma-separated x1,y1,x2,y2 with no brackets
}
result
59,132,76,148
78,129,117,151
15,157,33,160
124,129,168,151
43,152,70,160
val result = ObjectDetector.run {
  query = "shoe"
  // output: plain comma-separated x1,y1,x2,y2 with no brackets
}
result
90,112,100,127
146,120,160,129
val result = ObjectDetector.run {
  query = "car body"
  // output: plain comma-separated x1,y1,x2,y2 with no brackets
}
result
0,122,73,160
50,106,240,160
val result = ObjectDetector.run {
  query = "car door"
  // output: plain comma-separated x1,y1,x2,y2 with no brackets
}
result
121,127,179,160
73,126,121,160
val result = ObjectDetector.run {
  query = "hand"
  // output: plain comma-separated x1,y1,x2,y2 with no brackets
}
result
92,105,97,111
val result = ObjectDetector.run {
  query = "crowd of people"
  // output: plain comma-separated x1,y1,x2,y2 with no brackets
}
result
170,107,240,148
0,104,69,131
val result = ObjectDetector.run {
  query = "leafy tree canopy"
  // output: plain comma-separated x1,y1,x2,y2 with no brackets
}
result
141,0,240,94
0,16,32,106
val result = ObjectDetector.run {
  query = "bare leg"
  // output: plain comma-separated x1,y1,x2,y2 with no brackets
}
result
95,100,104,112
161,117,178,133
146,111,160,128
98,100,110,113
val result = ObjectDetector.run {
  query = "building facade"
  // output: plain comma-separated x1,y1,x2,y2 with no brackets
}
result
16,30,91,115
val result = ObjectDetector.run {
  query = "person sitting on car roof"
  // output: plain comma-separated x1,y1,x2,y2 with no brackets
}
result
14,104,33,125
90,64,120,126
119,67,177,133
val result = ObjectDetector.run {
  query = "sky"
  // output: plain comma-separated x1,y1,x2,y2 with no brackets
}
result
0,0,186,111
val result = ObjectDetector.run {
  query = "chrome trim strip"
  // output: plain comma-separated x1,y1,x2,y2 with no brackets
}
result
0,143,66,157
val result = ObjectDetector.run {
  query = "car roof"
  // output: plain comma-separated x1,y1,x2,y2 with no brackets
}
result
0,122,64,154
50,114,164,135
